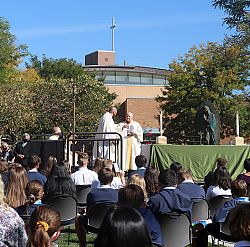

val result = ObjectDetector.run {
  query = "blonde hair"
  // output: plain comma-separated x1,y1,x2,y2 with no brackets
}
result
128,174,147,200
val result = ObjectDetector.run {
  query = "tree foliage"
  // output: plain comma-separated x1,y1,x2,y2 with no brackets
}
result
157,42,250,142
212,0,250,46
0,17,28,84
0,55,116,140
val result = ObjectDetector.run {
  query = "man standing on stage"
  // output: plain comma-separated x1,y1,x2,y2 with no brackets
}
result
92,106,117,161
14,132,31,169
117,112,143,171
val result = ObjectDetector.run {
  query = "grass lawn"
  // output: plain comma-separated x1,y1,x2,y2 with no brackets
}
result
57,227,96,247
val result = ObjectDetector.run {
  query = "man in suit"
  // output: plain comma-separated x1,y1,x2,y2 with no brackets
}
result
148,168,192,217
75,167,118,247
14,133,31,169
177,168,205,200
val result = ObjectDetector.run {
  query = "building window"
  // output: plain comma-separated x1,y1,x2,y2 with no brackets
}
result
141,74,153,84
103,72,115,84
153,75,166,85
128,72,140,84
104,58,109,62
116,72,128,84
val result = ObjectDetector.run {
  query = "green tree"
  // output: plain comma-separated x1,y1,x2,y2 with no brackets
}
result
157,42,250,143
0,82,36,139
212,0,250,46
30,75,116,134
0,17,27,84
25,56,116,134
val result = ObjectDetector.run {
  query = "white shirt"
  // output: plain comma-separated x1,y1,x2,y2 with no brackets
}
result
206,185,232,201
71,166,98,185
91,176,123,190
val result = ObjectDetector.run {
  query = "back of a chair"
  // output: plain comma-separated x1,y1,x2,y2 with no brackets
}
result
208,195,232,218
87,202,116,232
158,212,192,247
76,185,91,206
191,198,209,222
46,195,77,226
247,184,250,198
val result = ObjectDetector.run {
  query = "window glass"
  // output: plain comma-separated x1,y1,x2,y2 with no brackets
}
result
141,74,153,84
103,72,115,84
128,72,140,84
153,75,166,85
116,72,127,84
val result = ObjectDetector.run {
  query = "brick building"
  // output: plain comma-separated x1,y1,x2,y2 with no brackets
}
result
83,50,170,134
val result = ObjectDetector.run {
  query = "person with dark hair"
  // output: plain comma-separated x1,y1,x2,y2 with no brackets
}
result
169,161,182,175
128,155,147,179
14,132,31,169
0,176,28,246
43,161,76,202
27,155,47,185
94,205,153,247
204,157,228,191
196,179,249,246
177,168,205,199
27,205,61,247
71,152,98,185
118,184,164,246
75,167,118,247
237,158,250,185
144,166,159,197
229,203,250,246
87,167,118,209
42,156,57,178
206,166,232,200
148,168,192,217
16,180,44,216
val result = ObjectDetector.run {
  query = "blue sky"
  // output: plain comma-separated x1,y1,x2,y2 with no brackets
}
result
2,0,232,69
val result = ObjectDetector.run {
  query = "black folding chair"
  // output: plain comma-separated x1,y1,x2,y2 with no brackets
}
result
46,195,78,245
208,195,232,218
158,212,192,247
191,198,209,222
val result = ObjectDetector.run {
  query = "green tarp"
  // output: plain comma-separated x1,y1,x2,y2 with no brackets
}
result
150,145,250,181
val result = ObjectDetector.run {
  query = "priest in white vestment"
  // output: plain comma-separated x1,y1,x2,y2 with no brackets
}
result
116,112,143,171
92,107,117,161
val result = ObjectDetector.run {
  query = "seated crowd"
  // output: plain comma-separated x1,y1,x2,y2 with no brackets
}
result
1,141,250,247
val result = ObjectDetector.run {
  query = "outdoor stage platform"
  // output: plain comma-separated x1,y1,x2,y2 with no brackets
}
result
146,144,250,181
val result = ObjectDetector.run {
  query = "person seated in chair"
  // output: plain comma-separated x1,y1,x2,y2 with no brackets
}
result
128,155,147,179
27,155,47,185
148,168,192,217
177,168,205,200
195,179,250,247
75,167,118,247
229,203,250,247
118,184,164,246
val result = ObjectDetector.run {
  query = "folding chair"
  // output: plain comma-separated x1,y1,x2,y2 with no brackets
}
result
158,212,192,247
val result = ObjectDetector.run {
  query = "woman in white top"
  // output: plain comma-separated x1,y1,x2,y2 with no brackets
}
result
206,166,232,201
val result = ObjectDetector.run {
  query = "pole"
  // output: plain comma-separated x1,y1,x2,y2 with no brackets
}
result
236,111,239,137
110,17,116,51
160,110,163,136
73,80,76,135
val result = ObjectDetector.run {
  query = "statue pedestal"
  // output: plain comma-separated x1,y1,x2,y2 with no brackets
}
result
234,136,245,145
156,136,167,144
